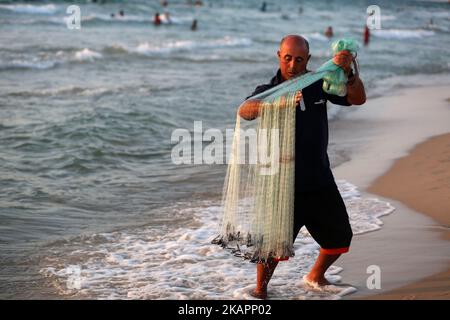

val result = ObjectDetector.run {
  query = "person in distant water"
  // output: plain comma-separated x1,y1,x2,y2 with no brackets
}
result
324,26,334,38
154,13,162,26
261,2,267,12
164,12,172,24
238,35,366,300
119,10,124,17
110,13,115,18
364,25,370,46
191,19,197,31
195,0,203,6
161,0,168,7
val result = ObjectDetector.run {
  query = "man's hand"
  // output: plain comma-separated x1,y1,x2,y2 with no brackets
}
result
295,90,303,106
239,90,303,120
238,99,261,120
345,58,366,105
333,50,353,74
333,52,366,105
279,90,302,108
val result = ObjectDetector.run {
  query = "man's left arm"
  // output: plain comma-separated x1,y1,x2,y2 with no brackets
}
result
345,72,366,105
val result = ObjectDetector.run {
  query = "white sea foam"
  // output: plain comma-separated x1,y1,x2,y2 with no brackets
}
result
130,37,252,56
0,37,252,72
372,29,435,39
40,180,394,300
74,49,103,62
25,85,112,97
381,15,397,21
303,32,330,42
0,48,103,71
0,60,57,70
82,14,150,23
0,4,57,14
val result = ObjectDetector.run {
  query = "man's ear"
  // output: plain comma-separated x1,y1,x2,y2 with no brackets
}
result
305,54,311,66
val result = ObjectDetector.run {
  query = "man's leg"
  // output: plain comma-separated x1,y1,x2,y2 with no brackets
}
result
251,259,279,299
250,190,304,299
303,184,353,286
305,250,341,286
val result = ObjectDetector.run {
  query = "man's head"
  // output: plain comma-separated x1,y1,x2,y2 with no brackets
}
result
277,35,310,81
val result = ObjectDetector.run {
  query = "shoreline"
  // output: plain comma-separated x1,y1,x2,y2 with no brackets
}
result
364,133,450,299
368,133,450,240
329,85,450,299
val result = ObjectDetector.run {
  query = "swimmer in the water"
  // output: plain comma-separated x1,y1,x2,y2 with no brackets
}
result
154,13,162,26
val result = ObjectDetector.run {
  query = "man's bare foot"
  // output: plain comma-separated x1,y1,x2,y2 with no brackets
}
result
303,273,332,287
250,288,267,299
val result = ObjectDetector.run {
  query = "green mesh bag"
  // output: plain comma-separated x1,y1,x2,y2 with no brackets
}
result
322,38,359,96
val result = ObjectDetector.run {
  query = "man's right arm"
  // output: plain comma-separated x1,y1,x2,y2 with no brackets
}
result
238,84,272,121
239,87,303,120
238,99,262,120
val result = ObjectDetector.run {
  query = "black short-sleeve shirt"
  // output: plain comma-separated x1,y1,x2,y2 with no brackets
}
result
246,69,351,192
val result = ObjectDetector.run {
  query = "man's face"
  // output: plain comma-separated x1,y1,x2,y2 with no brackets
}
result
277,40,310,81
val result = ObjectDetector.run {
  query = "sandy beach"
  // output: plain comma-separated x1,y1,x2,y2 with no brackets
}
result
364,133,450,299
329,85,450,299
368,133,450,239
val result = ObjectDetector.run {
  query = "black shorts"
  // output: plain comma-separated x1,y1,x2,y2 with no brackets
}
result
293,183,353,254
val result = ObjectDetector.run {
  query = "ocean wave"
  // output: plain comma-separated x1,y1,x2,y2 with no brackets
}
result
0,36,251,71
372,29,435,39
3,12,192,27
80,12,187,25
303,32,330,42
424,23,449,32
132,37,252,55
102,44,132,55
74,48,103,62
2,82,176,98
172,54,270,64
82,13,150,24
381,15,396,21
369,73,450,99
413,10,450,19
5,85,114,98
102,37,253,57
0,17,61,26
39,180,394,299
0,60,57,71
0,48,103,71
0,4,57,15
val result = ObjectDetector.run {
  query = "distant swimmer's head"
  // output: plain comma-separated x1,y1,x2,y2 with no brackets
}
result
277,35,310,81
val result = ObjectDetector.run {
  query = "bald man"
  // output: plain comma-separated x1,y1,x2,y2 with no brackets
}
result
239,35,366,299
